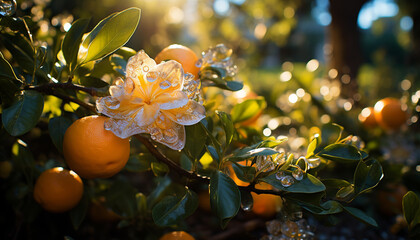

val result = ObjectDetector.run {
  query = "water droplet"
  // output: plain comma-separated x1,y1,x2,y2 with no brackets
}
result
281,220,299,238
159,80,171,90
281,175,294,187
275,170,286,180
146,71,158,82
195,59,203,68
104,99,120,109
0,0,16,16
292,167,304,181
307,157,321,169
164,129,177,143
142,65,149,72
104,120,112,131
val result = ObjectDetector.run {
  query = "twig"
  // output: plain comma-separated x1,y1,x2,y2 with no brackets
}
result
134,135,285,196
25,82,108,97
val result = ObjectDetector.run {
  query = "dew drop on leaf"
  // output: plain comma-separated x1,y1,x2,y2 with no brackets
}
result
307,157,321,169
281,175,294,187
292,167,304,181
275,170,286,180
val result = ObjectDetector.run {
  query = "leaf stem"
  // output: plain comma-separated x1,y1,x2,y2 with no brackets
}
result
134,135,285,196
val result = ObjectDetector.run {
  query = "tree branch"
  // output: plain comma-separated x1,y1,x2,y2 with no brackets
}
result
25,82,109,97
134,135,285,196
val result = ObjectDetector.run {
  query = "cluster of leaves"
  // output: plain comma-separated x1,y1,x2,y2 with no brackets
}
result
0,6,387,239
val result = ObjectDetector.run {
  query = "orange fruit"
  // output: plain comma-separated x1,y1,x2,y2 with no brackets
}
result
160,231,195,240
63,115,130,179
251,182,282,218
33,167,83,213
374,98,408,130
358,107,377,128
155,44,200,78
228,160,251,187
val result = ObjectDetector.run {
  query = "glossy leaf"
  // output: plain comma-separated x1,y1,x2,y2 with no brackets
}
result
70,189,89,230
403,191,420,227
104,179,138,218
216,111,234,147
353,158,383,195
151,161,169,176
13,140,36,186
228,147,278,162
80,8,141,64
0,51,21,105
2,90,44,136
2,33,35,74
79,76,110,88
109,54,127,76
62,18,90,72
231,97,266,123
231,163,255,183
0,16,32,41
343,206,378,227
261,173,325,193
147,176,173,207
210,171,241,228
184,123,207,161
306,138,318,158
152,189,198,226
124,153,153,172
48,116,72,153
317,143,365,163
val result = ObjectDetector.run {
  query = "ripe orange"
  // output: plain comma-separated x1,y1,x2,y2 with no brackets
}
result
155,44,200,78
374,98,408,130
251,182,282,218
358,107,377,128
63,115,130,179
33,167,83,213
159,231,195,240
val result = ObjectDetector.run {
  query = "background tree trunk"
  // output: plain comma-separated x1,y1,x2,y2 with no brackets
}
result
328,0,367,100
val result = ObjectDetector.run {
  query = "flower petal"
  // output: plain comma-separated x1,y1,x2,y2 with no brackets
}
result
149,60,184,97
154,90,188,110
135,102,160,127
126,50,156,90
104,117,146,139
163,100,206,126
147,119,186,150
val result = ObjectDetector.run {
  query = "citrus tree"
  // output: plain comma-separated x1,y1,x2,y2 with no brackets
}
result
1,5,414,240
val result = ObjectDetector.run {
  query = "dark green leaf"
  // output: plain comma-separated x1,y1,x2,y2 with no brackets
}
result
79,76,109,88
343,206,378,227
336,185,355,200
151,161,169,176
2,33,35,74
231,163,255,183
136,193,148,215
2,90,44,136
216,111,234,147
62,18,90,72
321,123,344,145
0,16,32,41
13,139,36,186
228,147,278,162
226,81,243,91
152,189,198,226
0,51,21,105
206,145,220,163
184,123,207,161
210,171,241,228
124,153,153,172
231,97,266,123
261,173,325,193
48,116,72,153
147,176,172,207
109,54,127,76
317,143,364,163
353,158,383,195
70,189,89,230
105,179,138,218
403,191,420,227
80,8,141,64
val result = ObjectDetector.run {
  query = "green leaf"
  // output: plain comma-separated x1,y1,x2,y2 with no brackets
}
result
104,179,138,218
109,54,127,76
136,193,148,215
12,139,36,186
2,33,35,74
124,153,153,172
321,123,344,145
0,16,32,41
228,147,278,162
80,8,141,64
152,189,198,226
231,97,266,123
261,173,325,193
216,111,234,147
70,189,89,230
226,81,243,91
210,171,241,228
2,90,44,136
259,136,288,148
147,176,172,207
48,116,72,154
184,123,207,161
231,162,255,183
0,51,21,106
151,161,169,176
79,76,110,88
317,143,365,163
403,191,420,227
62,18,90,72
343,206,378,227
306,138,318,158
353,158,383,195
